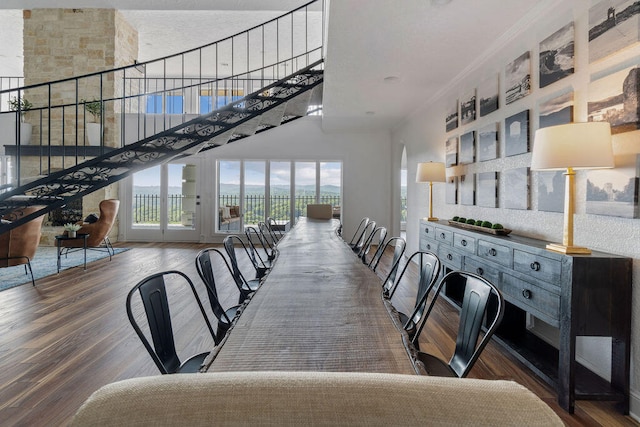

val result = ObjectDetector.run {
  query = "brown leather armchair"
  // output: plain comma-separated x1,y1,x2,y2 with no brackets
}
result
63,199,120,258
0,205,45,286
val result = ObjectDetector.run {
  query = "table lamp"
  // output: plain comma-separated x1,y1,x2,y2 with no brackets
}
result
531,122,614,254
416,161,446,221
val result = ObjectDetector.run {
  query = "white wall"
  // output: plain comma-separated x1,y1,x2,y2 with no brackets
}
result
393,0,640,417
200,116,393,242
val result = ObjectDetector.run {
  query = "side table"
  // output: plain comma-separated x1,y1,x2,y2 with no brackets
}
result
55,233,89,273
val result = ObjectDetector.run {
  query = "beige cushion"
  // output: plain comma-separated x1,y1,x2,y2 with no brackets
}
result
306,204,333,219
70,371,563,426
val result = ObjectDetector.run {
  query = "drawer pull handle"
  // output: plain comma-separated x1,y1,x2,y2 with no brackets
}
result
461,239,467,246
522,289,532,299
530,262,540,271
447,254,453,261
476,267,484,275
488,248,497,256
426,244,431,250
425,228,429,234
440,233,446,239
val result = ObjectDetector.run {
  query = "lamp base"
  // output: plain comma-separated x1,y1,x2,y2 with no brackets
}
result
545,243,591,255
423,217,439,222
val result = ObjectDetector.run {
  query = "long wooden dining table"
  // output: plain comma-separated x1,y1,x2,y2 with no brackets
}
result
202,217,419,374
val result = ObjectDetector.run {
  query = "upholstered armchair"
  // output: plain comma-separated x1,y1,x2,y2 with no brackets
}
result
62,199,120,258
0,205,45,286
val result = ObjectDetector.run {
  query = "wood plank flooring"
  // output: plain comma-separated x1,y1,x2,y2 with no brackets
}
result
0,242,637,426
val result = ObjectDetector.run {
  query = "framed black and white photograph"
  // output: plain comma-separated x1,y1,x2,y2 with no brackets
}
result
537,170,566,213
588,64,640,134
445,136,458,167
446,99,459,132
589,0,640,63
586,154,639,218
539,91,573,129
460,89,476,125
478,123,499,162
539,22,575,88
503,167,530,210
459,130,475,164
505,110,530,157
477,171,498,208
460,174,475,206
506,51,531,105
446,176,458,205
479,74,499,117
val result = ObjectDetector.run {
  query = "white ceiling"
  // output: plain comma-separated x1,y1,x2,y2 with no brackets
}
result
0,0,560,133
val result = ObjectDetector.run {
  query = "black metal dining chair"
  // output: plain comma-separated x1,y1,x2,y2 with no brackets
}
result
351,220,375,254
412,271,505,378
245,226,275,269
223,235,262,302
258,221,279,255
383,250,440,341
267,217,284,241
358,226,387,264
195,248,243,344
125,270,217,374
369,236,406,277
346,217,369,247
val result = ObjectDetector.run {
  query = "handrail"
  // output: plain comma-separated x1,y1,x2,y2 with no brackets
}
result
0,0,322,95
1,0,324,187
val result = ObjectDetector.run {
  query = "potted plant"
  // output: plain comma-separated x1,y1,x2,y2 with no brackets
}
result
63,222,82,238
82,98,103,146
8,96,33,145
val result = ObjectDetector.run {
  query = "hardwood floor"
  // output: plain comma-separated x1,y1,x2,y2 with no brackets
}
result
0,242,636,426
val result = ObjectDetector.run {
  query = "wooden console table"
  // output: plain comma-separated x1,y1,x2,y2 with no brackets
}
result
419,220,632,414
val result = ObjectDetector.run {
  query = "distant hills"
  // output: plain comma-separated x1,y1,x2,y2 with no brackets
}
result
133,184,341,195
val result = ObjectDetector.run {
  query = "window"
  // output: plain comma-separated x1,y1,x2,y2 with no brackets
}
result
216,160,342,232
145,92,184,114
200,89,213,114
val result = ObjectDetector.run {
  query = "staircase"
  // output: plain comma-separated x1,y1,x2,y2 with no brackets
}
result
0,63,323,231
0,0,325,232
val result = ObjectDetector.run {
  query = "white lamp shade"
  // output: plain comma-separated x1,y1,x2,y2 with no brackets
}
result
416,161,446,183
531,122,614,170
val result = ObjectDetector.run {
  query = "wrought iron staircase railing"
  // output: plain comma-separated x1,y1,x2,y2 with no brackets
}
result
0,62,323,230
0,0,324,232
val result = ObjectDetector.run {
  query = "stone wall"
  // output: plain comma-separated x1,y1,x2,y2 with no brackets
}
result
22,8,137,244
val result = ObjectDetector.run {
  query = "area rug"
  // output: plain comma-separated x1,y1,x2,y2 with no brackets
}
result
0,246,129,292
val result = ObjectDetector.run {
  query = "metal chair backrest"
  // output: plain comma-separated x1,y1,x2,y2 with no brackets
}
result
358,226,387,263
267,217,284,240
413,271,505,378
399,251,441,328
125,270,216,374
195,248,237,343
258,221,278,252
352,220,375,254
223,235,262,293
347,217,369,246
375,238,406,294
245,226,272,269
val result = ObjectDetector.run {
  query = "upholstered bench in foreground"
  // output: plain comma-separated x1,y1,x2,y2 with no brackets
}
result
71,371,562,426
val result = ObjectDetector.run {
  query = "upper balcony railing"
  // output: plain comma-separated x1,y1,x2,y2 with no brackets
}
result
0,0,324,186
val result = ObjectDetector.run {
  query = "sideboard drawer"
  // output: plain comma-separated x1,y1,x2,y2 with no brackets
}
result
454,233,476,254
420,239,438,252
435,228,453,245
438,245,462,269
464,257,499,284
502,273,560,324
477,239,511,268
513,249,562,284
421,223,436,240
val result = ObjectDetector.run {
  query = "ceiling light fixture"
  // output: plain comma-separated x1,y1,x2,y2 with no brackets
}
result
383,76,400,83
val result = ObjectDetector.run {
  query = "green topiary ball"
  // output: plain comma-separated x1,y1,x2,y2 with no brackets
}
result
466,218,475,224
458,217,467,223
491,223,504,229
481,221,492,228
475,220,483,226
452,216,459,221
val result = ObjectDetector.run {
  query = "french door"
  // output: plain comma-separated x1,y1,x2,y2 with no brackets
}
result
126,159,201,242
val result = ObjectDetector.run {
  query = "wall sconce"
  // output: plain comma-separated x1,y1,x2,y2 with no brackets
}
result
416,161,446,222
531,122,614,254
